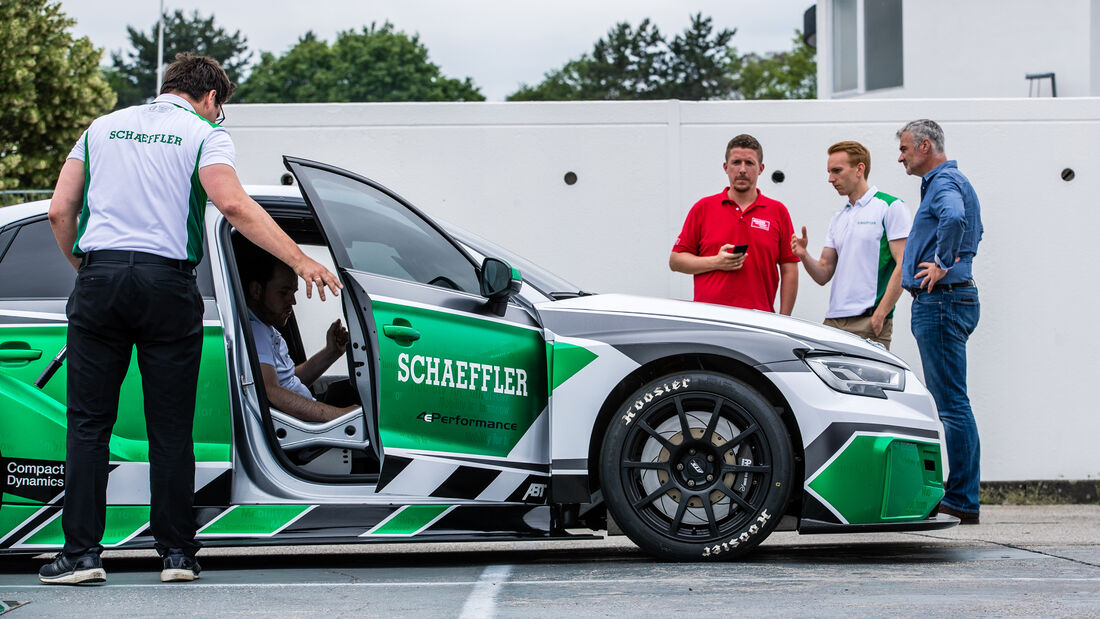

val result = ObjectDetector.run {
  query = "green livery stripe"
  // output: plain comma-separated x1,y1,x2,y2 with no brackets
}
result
0,505,43,545
807,434,943,524
21,506,151,547
364,504,454,536
198,505,315,537
185,142,208,263
72,132,92,256
873,191,901,320
550,342,598,392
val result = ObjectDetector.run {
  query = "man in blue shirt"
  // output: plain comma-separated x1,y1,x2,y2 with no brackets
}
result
897,119,984,524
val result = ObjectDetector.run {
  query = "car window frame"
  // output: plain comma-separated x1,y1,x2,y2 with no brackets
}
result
284,157,485,295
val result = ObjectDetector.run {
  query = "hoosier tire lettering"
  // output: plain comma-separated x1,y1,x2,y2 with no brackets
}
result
701,509,772,557
620,377,691,425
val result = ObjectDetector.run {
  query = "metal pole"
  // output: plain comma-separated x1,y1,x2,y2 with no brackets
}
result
155,0,165,95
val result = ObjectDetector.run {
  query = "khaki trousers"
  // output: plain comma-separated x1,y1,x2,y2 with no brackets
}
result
824,315,893,349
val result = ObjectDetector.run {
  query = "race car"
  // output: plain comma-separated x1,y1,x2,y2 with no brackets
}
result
0,156,955,561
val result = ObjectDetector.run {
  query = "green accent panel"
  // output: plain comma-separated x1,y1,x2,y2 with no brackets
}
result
22,506,150,547
873,191,901,320
0,505,42,541
73,132,91,256
874,191,900,206
200,505,312,536
370,504,451,535
375,300,547,458
875,226,896,319
3,493,42,504
21,512,63,546
550,342,598,392
0,324,231,463
808,435,943,523
883,442,944,519
185,142,208,263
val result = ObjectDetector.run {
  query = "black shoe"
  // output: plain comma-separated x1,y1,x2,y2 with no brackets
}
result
38,552,106,585
937,503,980,525
161,551,201,582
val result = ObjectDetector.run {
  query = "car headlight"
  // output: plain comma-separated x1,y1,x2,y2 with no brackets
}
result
804,355,906,399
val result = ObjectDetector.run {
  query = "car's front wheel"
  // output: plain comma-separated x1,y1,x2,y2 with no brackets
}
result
600,371,793,560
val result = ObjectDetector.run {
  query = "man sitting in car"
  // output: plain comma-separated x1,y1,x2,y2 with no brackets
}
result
236,238,359,422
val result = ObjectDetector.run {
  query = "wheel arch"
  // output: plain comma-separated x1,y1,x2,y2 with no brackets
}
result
586,353,805,514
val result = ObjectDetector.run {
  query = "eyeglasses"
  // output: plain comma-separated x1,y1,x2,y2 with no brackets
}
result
215,106,225,125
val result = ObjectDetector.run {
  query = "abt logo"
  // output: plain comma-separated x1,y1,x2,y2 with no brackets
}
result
522,482,546,501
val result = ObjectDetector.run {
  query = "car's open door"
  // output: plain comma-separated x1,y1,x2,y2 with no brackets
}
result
284,157,550,504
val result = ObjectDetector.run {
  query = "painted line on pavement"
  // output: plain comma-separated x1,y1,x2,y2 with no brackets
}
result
459,564,512,619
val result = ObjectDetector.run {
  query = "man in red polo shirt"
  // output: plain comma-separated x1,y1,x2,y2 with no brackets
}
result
670,134,800,313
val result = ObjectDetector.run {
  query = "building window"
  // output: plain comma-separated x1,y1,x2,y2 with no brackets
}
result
864,0,903,90
832,0,859,93
830,0,903,95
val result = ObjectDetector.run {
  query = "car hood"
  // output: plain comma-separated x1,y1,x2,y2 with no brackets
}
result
536,293,906,367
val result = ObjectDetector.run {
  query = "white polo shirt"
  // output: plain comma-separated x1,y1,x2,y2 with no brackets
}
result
823,186,912,319
67,93,236,262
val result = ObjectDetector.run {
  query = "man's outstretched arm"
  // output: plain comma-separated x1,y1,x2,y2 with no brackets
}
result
260,364,356,423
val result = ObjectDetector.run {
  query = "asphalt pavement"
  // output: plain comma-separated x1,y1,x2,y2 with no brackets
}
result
0,505,1097,617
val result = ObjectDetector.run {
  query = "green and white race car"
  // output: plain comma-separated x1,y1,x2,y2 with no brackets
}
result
0,157,954,561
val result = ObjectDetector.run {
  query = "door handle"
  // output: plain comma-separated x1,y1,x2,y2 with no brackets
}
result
383,325,421,343
0,345,43,363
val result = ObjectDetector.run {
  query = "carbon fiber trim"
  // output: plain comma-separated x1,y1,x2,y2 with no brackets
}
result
376,455,414,491
800,513,958,534
431,467,502,500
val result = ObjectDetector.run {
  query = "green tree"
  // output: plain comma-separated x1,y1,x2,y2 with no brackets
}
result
0,0,115,193
237,23,484,103
661,14,738,100
509,20,665,101
737,32,817,100
109,9,251,109
509,14,738,101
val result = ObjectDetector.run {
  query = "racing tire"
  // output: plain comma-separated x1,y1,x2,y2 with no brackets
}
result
600,371,793,560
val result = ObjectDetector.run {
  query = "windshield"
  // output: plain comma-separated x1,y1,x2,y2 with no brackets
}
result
443,224,588,299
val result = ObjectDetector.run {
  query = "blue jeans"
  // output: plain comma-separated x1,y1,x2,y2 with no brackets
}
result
911,286,981,513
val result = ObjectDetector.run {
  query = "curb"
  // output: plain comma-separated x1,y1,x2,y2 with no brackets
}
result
980,480,1099,505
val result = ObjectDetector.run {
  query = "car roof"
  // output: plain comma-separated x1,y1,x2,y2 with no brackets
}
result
0,187,300,228
0,200,51,226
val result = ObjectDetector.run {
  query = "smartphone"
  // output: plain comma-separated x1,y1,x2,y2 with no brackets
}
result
729,244,749,255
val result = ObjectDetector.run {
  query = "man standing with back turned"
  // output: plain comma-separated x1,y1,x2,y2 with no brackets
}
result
792,141,910,349
43,53,341,584
897,119,984,524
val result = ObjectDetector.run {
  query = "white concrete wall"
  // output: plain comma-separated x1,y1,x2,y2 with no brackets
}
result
817,0,1098,99
225,98,1100,481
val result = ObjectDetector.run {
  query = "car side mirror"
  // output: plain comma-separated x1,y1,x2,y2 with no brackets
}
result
480,257,522,316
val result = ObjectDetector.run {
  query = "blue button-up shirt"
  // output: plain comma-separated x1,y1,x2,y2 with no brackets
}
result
902,160,983,289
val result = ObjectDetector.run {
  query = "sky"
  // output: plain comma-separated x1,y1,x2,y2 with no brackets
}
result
59,1,811,101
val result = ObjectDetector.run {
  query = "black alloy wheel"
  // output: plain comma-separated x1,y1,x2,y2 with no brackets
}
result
600,372,793,560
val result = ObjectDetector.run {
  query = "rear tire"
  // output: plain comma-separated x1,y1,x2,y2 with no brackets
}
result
600,371,793,560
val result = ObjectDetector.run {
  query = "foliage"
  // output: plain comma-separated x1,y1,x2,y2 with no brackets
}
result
509,17,815,102
738,32,817,100
509,14,738,101
0,0,115,191
236,23,484,103
108,9,251,109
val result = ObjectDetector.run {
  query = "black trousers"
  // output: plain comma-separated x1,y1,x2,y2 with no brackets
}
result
63,255,203,557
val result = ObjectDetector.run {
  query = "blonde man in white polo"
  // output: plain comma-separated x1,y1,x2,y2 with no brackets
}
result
43,53,341,585
791,141,911,349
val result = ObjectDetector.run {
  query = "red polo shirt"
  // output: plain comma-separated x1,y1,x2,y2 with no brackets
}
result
672,188,799,311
